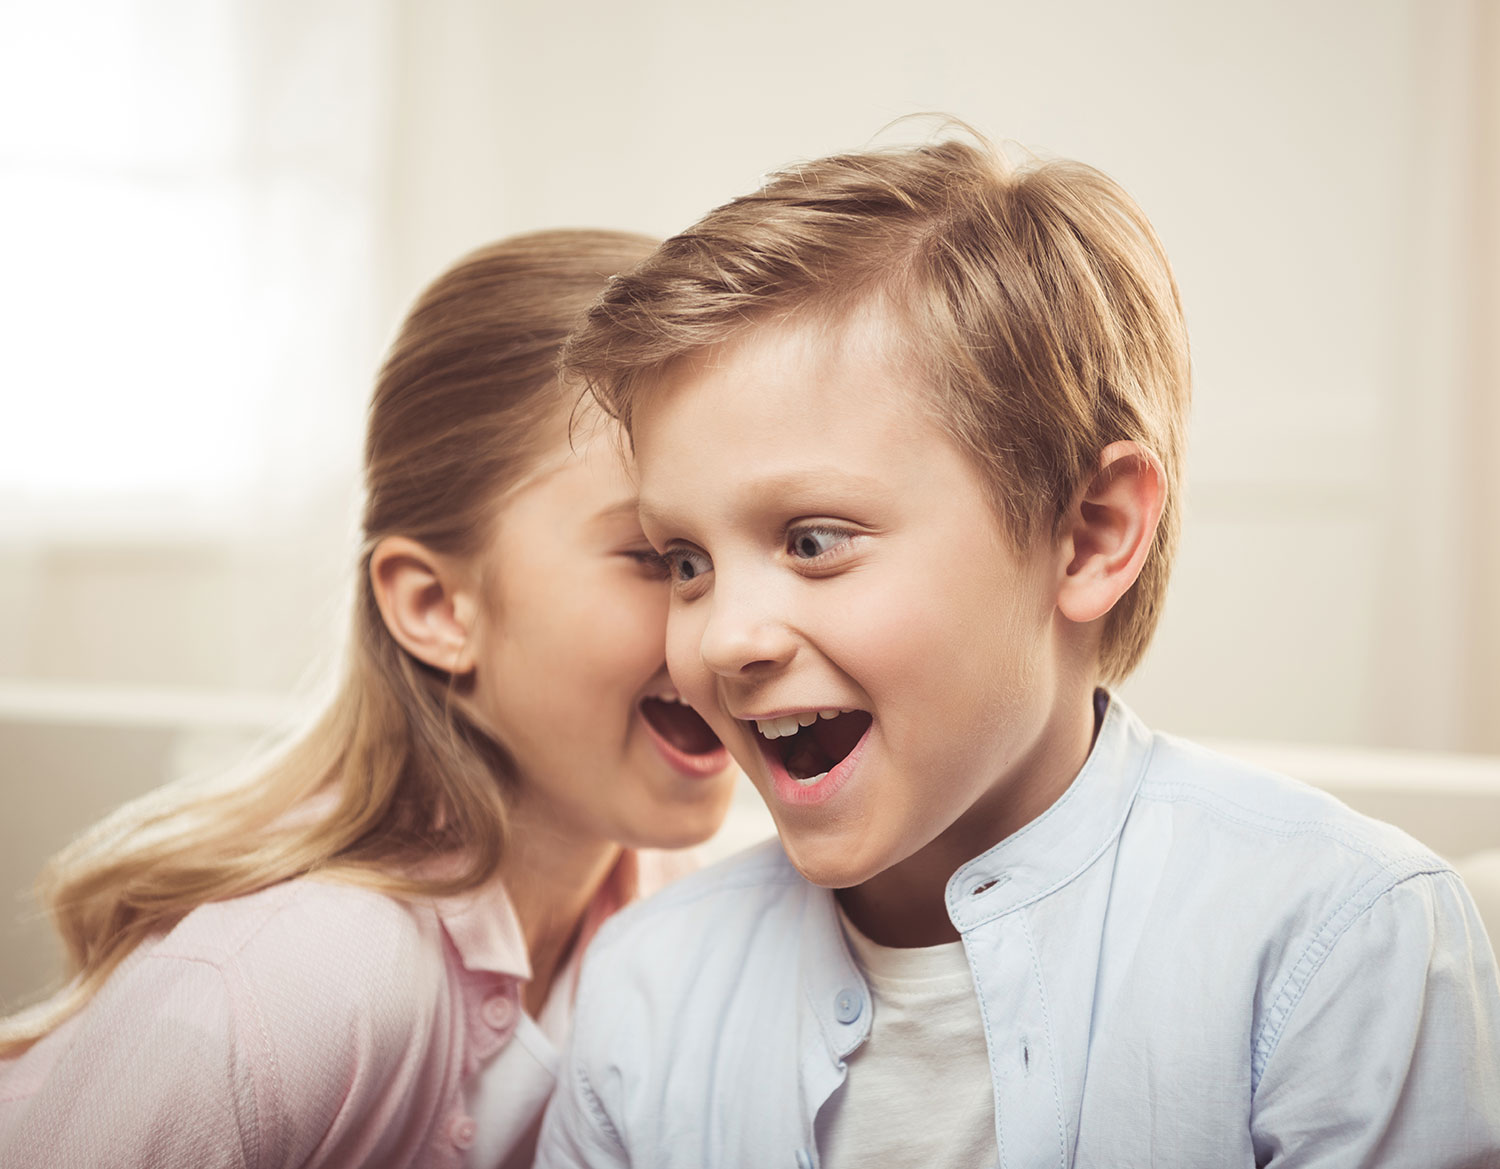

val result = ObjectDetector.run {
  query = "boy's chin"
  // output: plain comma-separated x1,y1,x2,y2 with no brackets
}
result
778,831,886,891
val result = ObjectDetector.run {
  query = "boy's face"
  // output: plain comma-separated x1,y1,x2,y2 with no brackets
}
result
633,310,1092,891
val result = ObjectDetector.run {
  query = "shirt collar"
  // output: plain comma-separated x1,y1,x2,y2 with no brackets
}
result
794,692,1152,1079
432,869,533,983
431,850,642,985
945,690,1154,932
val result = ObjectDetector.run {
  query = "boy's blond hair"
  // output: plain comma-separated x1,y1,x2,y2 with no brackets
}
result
565,137,1190,681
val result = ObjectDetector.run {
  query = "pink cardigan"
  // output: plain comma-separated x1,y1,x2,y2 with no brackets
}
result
0,850,688,1168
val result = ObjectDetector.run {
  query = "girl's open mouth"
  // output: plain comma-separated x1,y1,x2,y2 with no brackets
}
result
639,696,729,776
753,710,873,797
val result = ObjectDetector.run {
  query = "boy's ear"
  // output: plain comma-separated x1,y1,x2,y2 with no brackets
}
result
1056,441,1166,625
368,536,480,676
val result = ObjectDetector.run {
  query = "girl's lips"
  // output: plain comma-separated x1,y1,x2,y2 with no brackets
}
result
756,717,872,807
638,706,731,778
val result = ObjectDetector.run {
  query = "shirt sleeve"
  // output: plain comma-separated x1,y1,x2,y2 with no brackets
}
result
1250,868,1500,1167
535,1061,634,1169
535,946,633,1169
0,954,257,1169
0,883,450,1169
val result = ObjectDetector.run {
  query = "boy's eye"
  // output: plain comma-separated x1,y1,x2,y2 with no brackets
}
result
786,525,851,560
665,546,713,584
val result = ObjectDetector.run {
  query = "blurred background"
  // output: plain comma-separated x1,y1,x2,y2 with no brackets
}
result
2,0,1498,1005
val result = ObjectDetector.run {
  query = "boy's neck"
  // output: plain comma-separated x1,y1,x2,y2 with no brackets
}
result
835,689,1103,949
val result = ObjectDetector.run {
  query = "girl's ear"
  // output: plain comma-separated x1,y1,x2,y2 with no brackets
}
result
1056,441,1166,625
369,536,480,675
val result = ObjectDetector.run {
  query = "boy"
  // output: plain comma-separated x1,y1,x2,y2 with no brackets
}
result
537,137,1500,1167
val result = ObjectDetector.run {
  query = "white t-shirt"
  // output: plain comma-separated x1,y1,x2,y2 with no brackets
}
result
463,940,583,1169
819,905,999,1169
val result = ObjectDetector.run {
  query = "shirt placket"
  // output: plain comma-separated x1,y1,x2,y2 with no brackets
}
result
964,910,1068,1169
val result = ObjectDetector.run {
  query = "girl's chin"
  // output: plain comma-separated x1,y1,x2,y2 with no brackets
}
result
622,797,733,852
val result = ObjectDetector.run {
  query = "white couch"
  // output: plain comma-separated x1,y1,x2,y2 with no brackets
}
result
3,682,1498,1012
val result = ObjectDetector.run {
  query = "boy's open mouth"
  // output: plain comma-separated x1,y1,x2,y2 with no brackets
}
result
754,710,873,783
639,696,724,756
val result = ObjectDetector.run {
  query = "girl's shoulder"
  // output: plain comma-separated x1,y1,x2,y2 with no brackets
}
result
2,878,462,1169
162,877,456,1068
161,876,447,987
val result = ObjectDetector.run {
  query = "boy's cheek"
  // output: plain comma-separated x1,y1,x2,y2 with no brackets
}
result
723,737,765,782
664,613,714,705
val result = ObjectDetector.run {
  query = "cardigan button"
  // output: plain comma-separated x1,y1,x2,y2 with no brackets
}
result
481,991,518,1032
448,1112,476,1150
833,988,862,1024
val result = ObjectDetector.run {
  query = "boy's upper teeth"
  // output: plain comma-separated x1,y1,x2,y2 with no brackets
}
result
755,710,847,739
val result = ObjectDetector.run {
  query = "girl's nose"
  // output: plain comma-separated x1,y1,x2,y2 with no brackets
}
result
697,580,796,679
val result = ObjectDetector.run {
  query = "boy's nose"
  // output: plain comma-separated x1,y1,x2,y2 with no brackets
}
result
697,581,796,679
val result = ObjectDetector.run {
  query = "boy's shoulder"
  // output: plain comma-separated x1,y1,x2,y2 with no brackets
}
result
1120,726,1465,989
594,836,807,952
1138,729,1448,878
575,836,832,1034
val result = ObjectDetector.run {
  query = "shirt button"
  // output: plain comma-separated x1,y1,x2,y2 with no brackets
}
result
481,991,518,1031
795,1150,814,1169
833,988,862,1024
448,1113,476,1150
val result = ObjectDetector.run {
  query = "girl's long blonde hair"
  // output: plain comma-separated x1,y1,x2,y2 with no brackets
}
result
0,229,658,1057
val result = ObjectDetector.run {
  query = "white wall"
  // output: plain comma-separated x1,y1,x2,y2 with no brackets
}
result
10,0,1498,748
380,0,1497,752
3,0,1492,742
2,0,1497,1012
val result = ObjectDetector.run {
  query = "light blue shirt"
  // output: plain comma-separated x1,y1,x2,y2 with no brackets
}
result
538,697,1500,1168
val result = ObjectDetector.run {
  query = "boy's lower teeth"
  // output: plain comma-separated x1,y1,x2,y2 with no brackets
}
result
784,737,831,783
779,711,872,784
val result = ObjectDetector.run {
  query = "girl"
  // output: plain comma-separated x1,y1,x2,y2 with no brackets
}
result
0,230,737,1168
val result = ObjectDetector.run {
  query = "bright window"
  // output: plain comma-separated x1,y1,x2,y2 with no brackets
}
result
0,1,388,532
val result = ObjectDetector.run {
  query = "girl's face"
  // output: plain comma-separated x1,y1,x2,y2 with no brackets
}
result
466,419,737,851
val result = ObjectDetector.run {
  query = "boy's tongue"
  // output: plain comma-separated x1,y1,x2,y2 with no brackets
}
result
783,711,871,780
641,698,722,755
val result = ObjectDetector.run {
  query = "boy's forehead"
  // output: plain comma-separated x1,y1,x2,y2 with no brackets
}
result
633,318,877,456
647,314,825,398
628,308,964,534
630,301,923,438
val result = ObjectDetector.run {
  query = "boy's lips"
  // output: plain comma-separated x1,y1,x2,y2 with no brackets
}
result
745,709,873,807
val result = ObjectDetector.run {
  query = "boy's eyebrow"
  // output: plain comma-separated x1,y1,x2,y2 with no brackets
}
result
639,468,889,529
